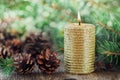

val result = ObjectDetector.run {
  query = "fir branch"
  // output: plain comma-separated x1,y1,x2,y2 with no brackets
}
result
104,51,120,56
0,58,15,76
97,21,120,35
96,40,120,54
96,40,120,64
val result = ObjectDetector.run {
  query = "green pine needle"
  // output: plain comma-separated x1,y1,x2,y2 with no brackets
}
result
0,58,15,76
96,40,120,64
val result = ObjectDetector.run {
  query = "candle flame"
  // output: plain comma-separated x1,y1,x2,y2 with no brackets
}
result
77,11,81,22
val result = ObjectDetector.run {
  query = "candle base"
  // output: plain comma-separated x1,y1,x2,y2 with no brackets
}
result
66,69,95,74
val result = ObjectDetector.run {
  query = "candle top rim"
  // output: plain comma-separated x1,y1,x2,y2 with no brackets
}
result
65,23,95,29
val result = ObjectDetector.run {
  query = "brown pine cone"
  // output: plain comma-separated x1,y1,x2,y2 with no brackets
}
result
0,31,16,45
13,53,35,74
0,31,21,54
23,33,50,58
0,45,12,59
36,48,60,74
3,38,23,54
10,39,23,53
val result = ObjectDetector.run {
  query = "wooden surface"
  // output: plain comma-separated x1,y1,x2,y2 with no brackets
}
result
6,71,120,80
5,64,120,80
2,56,120,80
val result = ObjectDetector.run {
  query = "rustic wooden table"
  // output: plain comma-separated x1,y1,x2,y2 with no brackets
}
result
6,71,120,80
5,64,120,80
3,56,120,80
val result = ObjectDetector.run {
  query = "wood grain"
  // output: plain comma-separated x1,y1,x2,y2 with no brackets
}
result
5,65,120,80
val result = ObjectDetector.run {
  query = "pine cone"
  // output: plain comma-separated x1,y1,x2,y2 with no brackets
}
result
23,33,50,58
36,48,60,74
0,31,20,54
10,39,23,53
3,38,23,54
0,45,12,59
0,31,16,45
13,53,35,74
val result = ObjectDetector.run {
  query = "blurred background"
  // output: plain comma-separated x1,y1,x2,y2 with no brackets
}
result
0,0,120,67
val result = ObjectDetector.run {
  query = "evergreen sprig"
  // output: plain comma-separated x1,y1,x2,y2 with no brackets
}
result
96,25,120,65
97,40,120,53
0,58,15,76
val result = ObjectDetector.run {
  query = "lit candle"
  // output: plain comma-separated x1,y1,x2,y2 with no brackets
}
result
64,12,95,74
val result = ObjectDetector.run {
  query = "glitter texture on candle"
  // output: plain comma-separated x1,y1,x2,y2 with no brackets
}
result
64,23,95,74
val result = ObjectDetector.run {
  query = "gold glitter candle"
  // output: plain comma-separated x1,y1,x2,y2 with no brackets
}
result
64,12,95,74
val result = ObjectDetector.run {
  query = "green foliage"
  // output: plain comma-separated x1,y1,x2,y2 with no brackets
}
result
0,0,120,65
0,58,15,76
96,40,120,64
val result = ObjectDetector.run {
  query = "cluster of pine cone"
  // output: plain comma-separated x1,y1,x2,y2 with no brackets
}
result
0,30,60,74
